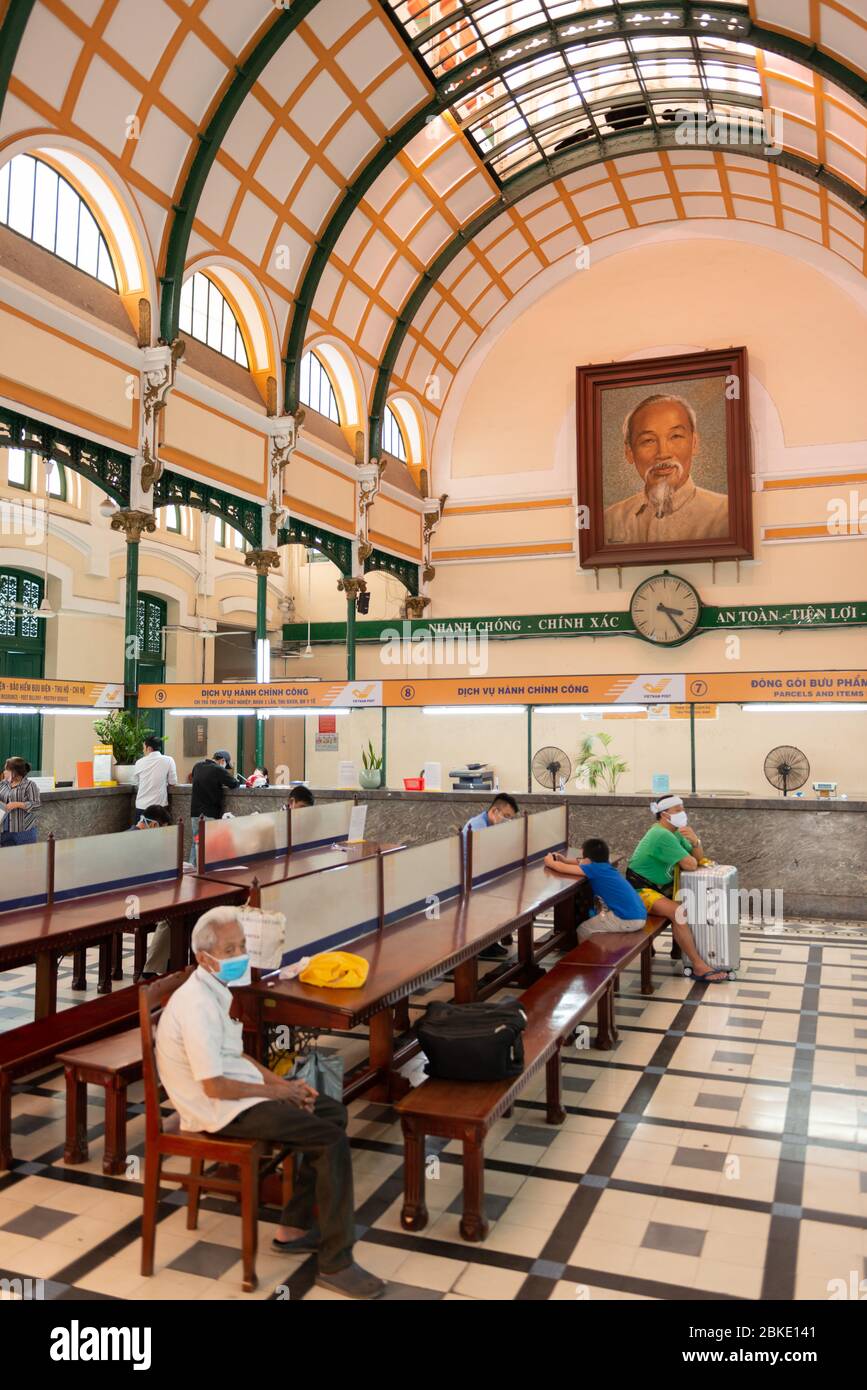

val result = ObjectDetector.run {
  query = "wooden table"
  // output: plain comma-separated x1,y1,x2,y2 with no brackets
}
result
233,860,586,1102
0,876,246,1020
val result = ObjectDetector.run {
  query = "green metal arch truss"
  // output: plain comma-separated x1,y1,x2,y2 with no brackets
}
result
364,547,419,596
0,404,131,504
369,131,867,449
283,0,867,445
153,471,262,548
277,517,353,576
0,0,37,127
158,0,322,345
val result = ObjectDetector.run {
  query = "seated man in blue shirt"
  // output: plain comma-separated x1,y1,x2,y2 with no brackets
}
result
462,793,519,960
544,836,646,939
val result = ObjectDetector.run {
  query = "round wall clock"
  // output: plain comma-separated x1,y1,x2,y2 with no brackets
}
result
629,572,702,646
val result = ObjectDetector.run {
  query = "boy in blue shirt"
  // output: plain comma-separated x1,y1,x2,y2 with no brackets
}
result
544,837,646,938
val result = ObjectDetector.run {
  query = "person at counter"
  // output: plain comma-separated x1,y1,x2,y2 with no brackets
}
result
190,751,245,867
0,757,41,846
132,735,177,823
288,784,314,808
626,794,728,983
462,793,519,960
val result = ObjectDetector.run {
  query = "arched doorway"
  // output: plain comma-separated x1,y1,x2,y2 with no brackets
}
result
0,568,45,769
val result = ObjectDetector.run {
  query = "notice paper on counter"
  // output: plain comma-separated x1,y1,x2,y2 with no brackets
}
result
347,803,368,843
338,760,357,788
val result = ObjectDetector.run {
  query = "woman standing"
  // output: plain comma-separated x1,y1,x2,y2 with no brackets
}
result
0,757,41,846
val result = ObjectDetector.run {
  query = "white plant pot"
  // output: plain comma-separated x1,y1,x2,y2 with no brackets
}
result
113,764,137,786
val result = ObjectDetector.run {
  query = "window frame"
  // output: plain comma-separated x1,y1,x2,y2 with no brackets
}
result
382,405,408,464
178,271,250,369
0,153,118,289
299,350,341,424
6,449,32,491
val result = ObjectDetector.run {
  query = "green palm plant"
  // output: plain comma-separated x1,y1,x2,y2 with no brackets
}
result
574,731,629,793
360,740,383,772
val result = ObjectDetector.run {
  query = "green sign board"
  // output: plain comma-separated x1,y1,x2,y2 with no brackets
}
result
284,601,867,645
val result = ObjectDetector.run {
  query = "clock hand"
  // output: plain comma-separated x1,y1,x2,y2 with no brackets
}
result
656,603,684,636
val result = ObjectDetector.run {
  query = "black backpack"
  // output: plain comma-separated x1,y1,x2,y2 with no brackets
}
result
417,1000,527,1082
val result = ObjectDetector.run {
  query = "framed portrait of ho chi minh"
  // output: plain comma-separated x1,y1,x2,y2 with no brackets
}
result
576,347,754,569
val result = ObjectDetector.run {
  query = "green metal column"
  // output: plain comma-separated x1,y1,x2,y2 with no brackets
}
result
255,570,268,768
237,715,246,779
689,703,697,795
346,591,357,682
123,534,139,712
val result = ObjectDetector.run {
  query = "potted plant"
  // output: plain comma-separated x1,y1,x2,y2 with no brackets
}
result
574,732,629,794
93,709,155,784
358,740,383,790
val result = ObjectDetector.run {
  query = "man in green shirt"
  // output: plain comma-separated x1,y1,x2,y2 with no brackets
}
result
626,795,727,983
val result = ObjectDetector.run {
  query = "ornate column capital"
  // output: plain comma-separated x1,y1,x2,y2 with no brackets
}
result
110,508,157,543
338,576,368,602
140,340,185,494
403,596,430,620
267,410,305,540
244,548,281,577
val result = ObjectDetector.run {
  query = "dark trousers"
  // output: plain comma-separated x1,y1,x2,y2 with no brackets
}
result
215,1094,354,1273
1,828,37,846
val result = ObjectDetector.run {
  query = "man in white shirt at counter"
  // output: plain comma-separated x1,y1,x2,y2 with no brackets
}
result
155,906,385,1300
133,736,177,821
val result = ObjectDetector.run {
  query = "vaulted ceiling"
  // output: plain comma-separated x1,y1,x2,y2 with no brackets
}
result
1,0,865,454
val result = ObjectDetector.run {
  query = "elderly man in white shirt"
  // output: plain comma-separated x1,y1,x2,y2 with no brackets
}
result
155,906,385,1300
132,735,177,820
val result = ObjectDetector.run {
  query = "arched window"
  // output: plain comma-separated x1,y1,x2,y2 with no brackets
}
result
46,459,66,501
0,153,117,287
6,448,31,491
382,405,407,463
299,350,341,423
214,517,248,552
179,272,249,367
159,505,181,534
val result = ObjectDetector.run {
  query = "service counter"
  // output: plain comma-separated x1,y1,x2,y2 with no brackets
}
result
31,785,867,922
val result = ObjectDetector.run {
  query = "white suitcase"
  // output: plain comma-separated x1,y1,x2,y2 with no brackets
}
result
677,864,740,978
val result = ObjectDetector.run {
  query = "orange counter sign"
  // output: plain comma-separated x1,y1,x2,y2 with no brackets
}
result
0,679,123,708
139,671,867,710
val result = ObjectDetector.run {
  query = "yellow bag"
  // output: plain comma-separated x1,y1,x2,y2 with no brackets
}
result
299,951,369,989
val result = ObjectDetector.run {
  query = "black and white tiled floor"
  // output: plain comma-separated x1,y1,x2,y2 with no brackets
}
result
1,920,866,1301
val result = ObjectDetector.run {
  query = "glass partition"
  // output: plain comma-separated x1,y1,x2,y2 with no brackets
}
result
382,836,462,924
384,706,529,793
470,814,526,885
259,854,380,963
0,839,50,911
54,824,177,899
697,705,867,799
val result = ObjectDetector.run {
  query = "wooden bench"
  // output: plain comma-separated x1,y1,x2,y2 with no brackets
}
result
57,1028,143,1176
0,984,142,1171
558,913,667,1047
396,962,612,1241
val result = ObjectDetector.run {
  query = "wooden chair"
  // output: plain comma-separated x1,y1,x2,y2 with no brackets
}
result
139,970,293,1293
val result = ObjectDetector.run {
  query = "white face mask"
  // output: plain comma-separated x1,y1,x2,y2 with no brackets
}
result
669,810,688,829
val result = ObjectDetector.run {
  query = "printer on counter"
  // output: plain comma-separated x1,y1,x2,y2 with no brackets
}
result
449,762,495,792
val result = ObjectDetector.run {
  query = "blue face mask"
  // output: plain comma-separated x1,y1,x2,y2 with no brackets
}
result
206,953,250,985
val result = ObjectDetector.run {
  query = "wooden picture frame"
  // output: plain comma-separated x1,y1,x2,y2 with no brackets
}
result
576,347,754,569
